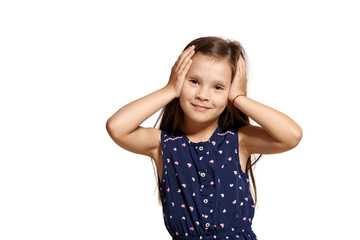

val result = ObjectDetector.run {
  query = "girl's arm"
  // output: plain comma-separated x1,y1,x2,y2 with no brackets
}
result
106,87,174,158
230,56,303,155
106,45,195,159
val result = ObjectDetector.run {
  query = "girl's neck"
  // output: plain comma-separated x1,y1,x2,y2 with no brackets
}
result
181,120,218,143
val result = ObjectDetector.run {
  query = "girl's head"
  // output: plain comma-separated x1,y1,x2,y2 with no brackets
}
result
159,36,250,134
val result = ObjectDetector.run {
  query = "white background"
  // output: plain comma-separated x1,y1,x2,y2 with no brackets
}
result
1,0,359,239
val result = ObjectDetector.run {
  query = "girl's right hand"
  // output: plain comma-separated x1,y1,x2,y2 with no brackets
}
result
166,45,195,98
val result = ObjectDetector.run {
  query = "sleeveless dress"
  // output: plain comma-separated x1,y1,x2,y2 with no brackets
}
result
159,125,257,240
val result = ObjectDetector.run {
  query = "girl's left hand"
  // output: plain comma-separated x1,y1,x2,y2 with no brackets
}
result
228,55,247,101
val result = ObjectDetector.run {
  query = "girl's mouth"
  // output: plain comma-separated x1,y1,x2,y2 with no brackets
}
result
192,104,210,112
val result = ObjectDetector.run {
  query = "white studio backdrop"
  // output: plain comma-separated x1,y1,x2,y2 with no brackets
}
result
1,0,359,239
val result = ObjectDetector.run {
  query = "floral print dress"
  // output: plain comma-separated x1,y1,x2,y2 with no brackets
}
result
159,125,257,240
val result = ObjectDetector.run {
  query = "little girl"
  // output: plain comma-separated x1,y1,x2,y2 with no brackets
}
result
106,36,302,239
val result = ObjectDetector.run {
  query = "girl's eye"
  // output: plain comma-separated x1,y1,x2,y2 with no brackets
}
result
189,79,198,85
214,85,224,90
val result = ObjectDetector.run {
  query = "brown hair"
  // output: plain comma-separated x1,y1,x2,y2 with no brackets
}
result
154,36,262,204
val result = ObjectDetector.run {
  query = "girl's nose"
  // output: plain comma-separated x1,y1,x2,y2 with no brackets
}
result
196,88,209,101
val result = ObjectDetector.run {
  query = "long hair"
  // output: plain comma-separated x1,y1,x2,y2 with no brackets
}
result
154,36,262,204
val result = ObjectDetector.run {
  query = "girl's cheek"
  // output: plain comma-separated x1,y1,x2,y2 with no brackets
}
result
219,91,230,101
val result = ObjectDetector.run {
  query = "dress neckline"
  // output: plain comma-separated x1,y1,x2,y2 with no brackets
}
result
181,125,222,145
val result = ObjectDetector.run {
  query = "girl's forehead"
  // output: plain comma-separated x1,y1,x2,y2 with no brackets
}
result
188,53,232,83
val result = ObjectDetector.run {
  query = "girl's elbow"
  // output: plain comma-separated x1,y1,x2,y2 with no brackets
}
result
106,121,128,149
288,127,303,149
106,119,119,139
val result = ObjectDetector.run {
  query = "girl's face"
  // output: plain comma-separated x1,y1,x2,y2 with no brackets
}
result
180,53,232,127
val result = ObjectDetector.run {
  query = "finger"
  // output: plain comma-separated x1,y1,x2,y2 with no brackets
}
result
238,55,244,67
233,57,244,81
175,45,195,72
237,57,246,76
241,58,247,78
235,58,241,76
174,45,195,72
179,58,192,79
178,49,195,74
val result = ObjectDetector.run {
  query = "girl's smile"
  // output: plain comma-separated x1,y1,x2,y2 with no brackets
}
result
191,103,211,112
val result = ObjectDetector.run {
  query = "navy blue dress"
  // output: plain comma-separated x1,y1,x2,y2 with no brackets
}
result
159,125,257,240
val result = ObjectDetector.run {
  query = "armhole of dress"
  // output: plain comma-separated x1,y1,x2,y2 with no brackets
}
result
159,131,166,187
236,129,248,175
244,159,249,175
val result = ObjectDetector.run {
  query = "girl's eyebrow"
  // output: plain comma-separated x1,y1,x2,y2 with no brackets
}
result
187,73,201,79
